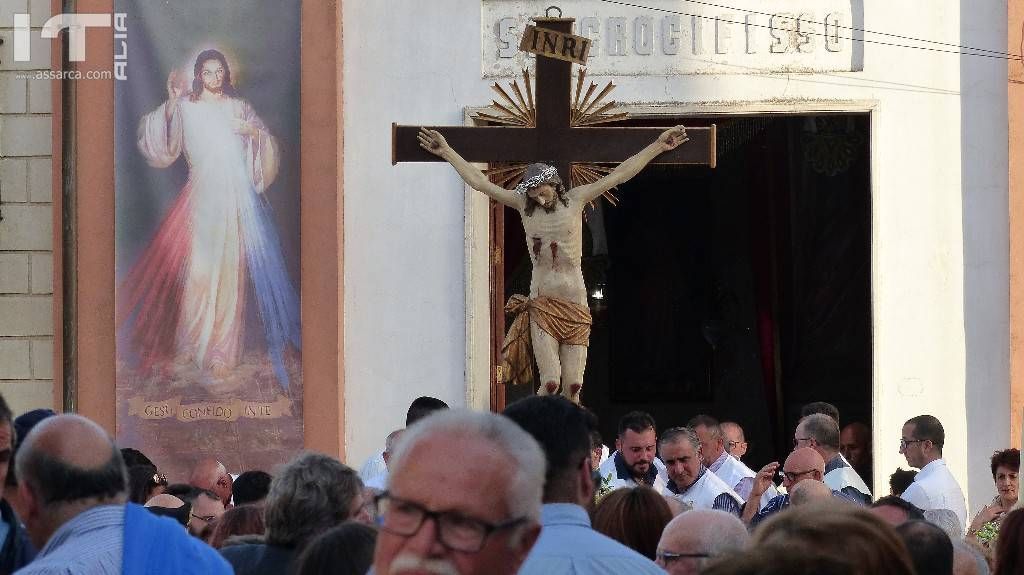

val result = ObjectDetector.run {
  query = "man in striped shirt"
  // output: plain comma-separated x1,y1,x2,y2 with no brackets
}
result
742,447,862,528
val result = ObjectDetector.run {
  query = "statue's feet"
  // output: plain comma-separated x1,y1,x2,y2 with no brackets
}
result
563,383,582,404
538,381,560,396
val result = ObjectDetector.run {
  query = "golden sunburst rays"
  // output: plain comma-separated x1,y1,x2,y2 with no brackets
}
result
571,68,629,127
571,163,620,207
476,66,629,207
472,69,537,127
484,163,529,189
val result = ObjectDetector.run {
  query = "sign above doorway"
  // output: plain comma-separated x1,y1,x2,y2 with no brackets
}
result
483,0,861,77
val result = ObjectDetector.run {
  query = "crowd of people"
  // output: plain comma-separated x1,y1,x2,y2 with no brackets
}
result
0,392,1017,574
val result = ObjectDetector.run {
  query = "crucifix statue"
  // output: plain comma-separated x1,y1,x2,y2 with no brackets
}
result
393,13,717,404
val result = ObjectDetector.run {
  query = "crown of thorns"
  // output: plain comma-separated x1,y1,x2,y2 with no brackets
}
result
514,166,559,195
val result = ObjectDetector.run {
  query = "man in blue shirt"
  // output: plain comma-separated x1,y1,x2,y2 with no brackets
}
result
13,414,230,575
504,396,665,574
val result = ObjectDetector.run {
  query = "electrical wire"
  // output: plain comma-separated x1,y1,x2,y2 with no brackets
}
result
597,0,1023,62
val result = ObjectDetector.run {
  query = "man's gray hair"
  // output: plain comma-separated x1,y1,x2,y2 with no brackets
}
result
800,413,840,451
923,508,964,541
687,415,723,439
264,452,363,549
389,409,546,522
659,427,701,452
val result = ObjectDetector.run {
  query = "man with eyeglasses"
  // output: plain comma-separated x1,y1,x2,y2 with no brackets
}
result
742,447,861,527
371,409,545,575
656,509,749,575
795,414,871,505
504,396,665,574
898,414,967,531
720,422,748,461
186,489,224,538
660,427,743,516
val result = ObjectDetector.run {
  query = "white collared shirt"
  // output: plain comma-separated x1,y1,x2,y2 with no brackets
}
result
669,467,743,514
598,452,669,494
709,450,754,499
900,458,967,530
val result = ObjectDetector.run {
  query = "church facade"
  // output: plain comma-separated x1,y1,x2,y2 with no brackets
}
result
342,0,1012,511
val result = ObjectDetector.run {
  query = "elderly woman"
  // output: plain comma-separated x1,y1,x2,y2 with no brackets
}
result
968,448,1019,552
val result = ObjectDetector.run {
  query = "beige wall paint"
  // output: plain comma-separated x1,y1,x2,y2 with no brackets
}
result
1010,0,1024,449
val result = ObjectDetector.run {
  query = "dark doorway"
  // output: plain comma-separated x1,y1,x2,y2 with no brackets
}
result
495,114,872,480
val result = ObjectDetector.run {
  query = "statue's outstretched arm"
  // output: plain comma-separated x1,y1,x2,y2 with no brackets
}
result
572,125,689,204
418,128,525,209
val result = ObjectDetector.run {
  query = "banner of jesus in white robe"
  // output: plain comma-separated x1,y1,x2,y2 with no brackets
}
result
118,49,301,390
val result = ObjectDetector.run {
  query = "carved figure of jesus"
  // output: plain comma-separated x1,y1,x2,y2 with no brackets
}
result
419,126,689,403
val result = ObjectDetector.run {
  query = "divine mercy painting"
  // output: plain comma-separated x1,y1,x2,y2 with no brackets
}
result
114,0,302,480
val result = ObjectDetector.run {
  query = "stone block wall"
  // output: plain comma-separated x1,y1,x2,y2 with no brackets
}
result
0,0,56,416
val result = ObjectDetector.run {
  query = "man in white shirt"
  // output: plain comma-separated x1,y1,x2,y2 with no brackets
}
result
364,429,403,492
721,421,748,461
597,412,668,493
689,415,769,504
898,414,967,531
660,427,743,516
359,396,448,484
796,414,871,504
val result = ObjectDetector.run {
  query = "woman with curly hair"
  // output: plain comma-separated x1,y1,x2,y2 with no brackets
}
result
968,448,1019,555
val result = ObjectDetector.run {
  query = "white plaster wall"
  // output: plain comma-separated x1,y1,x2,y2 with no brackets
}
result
342,1,492,467
960,0,1010,514
343,0,1009,509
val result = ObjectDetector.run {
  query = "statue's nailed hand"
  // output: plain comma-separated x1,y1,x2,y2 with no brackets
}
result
657,125,689,151
418,128,450,157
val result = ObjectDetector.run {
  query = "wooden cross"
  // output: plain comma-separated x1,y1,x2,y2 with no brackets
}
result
392,16,717,187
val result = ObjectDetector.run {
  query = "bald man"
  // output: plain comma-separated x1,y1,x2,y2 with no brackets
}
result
189,458,232,507
789,480,835,507
720,422,748,461
743,447,863,527
655,509,749,575
364,429,404,492
144,494,190,526
15,414,231,575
